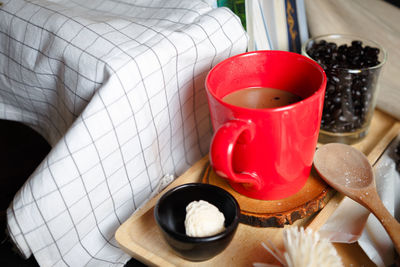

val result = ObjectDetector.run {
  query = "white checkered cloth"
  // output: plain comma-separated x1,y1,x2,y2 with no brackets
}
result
0,0,248,266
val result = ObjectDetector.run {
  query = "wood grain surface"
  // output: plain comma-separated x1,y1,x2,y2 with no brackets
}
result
202,164,333,227
304,0,400,121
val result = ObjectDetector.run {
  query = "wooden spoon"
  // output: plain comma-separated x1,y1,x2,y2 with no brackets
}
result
313,143,400,253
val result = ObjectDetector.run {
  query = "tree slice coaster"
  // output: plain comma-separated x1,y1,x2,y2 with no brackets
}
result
201,163,334,228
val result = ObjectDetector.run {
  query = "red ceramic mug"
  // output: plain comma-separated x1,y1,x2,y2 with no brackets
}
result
205,51,326,200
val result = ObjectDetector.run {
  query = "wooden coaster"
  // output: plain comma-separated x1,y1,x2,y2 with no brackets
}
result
202,163,334,228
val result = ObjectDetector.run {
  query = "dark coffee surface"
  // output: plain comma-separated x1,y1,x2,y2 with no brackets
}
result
222,87,302,109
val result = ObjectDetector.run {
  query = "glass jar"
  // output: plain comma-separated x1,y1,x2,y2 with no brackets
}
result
302,34,387,144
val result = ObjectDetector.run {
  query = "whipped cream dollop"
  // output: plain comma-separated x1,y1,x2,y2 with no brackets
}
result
184,200,225,237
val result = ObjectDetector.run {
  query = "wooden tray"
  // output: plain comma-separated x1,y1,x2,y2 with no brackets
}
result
115,109,400,267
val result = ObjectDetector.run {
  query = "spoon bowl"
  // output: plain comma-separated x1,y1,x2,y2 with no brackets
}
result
313,143,400,254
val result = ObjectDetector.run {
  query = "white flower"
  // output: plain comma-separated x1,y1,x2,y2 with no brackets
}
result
254,227,343,267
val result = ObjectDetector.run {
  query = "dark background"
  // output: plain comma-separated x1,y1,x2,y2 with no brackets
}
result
0,119,145,266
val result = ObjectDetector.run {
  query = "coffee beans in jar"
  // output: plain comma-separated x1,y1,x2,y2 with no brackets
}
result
394,142,400,172
302,34,386,144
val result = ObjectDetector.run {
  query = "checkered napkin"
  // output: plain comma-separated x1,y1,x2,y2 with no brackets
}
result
0,1,248,266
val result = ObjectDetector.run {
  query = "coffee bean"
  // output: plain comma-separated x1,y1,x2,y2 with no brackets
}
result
393,142,400,172
306,38,381,133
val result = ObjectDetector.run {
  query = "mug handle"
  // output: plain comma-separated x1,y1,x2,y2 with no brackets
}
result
210,119,262,190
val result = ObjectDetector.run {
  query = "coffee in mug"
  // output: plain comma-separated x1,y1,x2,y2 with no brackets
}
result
222,87,302,109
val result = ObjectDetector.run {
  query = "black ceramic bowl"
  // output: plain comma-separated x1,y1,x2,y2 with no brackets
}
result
154,183,240,261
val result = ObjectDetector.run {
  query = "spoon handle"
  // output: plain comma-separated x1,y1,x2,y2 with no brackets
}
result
364,191,400,254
